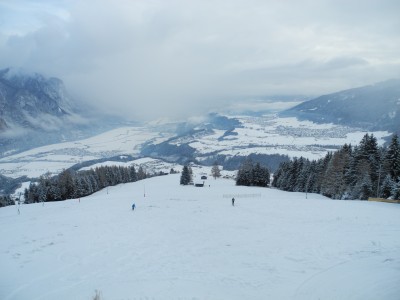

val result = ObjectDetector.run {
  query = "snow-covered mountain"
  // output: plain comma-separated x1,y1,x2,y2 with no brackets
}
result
282,79,400,131
0,68,120,157
0,68,78,131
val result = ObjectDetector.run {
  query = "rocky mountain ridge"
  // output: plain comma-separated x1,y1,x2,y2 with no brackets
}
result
0,68,120,156
0,68,78,134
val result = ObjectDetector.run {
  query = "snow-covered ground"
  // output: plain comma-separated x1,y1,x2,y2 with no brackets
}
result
0,126,172,178
79,157,182,175
0,115,391,180
1,174,399,300
190,116,391,161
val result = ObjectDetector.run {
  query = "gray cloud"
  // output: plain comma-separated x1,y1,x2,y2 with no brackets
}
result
0,0,399,121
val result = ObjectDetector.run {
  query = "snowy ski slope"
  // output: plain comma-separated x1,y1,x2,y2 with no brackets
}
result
1,174,399,300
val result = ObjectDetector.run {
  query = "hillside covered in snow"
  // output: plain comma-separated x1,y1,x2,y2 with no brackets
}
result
1,174,399,300
0,115,391,181
283,79,400,131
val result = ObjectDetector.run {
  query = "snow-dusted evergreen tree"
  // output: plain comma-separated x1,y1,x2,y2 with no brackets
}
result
236,158,254,186
88,174,98,192
37,174,50,203
321,145,351,199
25,182,38,203
306,160,318,193
272,160,287,188
354,173,373,200
314,152,332,194
295,159,307,192
72,177,82,198
48,182,62,201
356,134,381,195
344,145,358,186
58,169,75,200
188,166,193,183
180,165,191,185
383,134,400,181
251,162,270,187
287,157,299,191
347,158,371,199
390,178,400,199
38,185,47,203
380,175,395,199
137,166,146,180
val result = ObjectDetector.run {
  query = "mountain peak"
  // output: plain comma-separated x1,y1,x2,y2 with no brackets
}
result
0,68,86,155
0,67,76,120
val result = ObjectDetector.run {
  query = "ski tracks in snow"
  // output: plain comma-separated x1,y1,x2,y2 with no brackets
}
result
293,249,400,300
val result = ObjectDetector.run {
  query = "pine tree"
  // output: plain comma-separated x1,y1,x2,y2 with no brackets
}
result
262,164,271,187
390,178,400,200
294,157,306,192
180,165,191,185
48,182,62,201
251,163,262,186
306,161,318,193
251,162,269,187
321,146,350,199
380,175,394,199
353,172,373,200
188,166,193,183
384,134,400,181
38,175,50,203
89,174,99,192
137,166,146,180
273,161,292,191
58,169,75,200
314,152,332,193
26,182,39,203
356,134,381,195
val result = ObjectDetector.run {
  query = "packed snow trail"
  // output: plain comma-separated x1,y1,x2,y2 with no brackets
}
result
1,174,399,300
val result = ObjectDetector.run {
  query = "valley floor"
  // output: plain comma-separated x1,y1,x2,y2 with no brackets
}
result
1,174,399,300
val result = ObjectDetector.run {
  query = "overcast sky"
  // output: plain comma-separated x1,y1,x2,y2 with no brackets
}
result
0,0,399,120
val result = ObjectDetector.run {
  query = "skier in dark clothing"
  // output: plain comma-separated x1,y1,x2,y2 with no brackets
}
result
232,197,235,206
132,203,136,210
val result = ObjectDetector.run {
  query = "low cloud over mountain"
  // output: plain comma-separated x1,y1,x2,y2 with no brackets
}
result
0,68,109,156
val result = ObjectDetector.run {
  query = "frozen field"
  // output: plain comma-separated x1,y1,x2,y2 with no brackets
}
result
1,174,399,300
0,115,391,179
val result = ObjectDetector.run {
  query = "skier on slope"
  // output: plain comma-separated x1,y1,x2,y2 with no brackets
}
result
232,197,235,206
132,203,136,210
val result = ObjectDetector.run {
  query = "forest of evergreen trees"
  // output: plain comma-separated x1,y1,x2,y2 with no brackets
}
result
24,165,150,204
272,133,400,200
0,195,14,207
236,159,270,187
